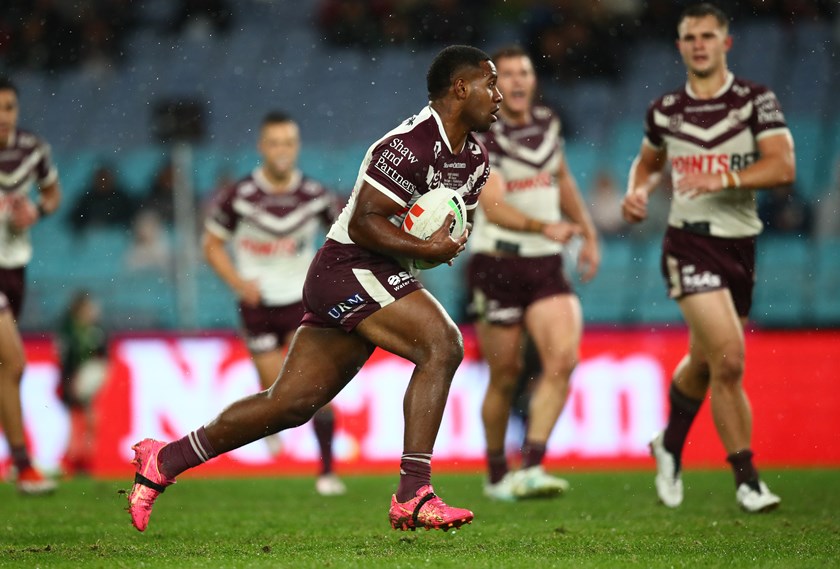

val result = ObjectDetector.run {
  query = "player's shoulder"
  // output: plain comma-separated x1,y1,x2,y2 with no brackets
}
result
730,76,777,102
374,107,438,160
215,172,257,201
648,87,687,114
298,174,330,197
531,104,558,124
14,128,49,151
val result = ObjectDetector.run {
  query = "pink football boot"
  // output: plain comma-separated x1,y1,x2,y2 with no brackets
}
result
127,439,175,532
388,485,473,531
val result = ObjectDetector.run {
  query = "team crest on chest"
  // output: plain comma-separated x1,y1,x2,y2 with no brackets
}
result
668,114,684,133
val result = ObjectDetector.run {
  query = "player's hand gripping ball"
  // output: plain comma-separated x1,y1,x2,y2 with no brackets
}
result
400,188,467,270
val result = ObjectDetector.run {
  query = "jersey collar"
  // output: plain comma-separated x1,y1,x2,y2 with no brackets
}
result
428,105,466,155
253,166,302,194
685,71,734,100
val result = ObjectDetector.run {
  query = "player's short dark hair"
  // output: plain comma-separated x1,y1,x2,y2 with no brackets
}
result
491,45,530,65
261,111,295,128
0,76,19,96
426,45,491,101
679,3,729,33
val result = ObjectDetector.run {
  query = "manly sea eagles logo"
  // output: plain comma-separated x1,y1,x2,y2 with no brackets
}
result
668,113,684,133
425,166,443,191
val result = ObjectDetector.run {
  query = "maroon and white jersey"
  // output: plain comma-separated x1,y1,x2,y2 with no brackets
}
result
471,105,564,257
327,105,489,246
0,129,58,268
645,73,791,237
205,168,338,306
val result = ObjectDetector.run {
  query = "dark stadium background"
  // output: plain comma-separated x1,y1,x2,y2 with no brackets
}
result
1,0,838,477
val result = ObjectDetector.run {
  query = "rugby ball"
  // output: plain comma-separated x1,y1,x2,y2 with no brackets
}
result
400,188,467,270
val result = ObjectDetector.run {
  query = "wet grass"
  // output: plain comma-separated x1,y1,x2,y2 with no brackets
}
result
1,469,838,568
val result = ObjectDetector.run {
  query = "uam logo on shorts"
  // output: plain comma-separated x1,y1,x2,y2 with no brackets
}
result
328,293,366,319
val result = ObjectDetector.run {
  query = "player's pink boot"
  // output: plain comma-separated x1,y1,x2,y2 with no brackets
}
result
127,439,175,532
388,485,473,531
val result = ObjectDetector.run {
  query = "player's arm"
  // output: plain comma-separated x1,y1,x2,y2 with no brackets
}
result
622,143,666,223
37,180,61,216
348,182,465,265
201,229,261,306
557,159,600,282
9,180,61,230
675,132,796,198
478,170,581,241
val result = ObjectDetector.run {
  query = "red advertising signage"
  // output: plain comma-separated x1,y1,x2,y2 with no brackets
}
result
4,328,839,478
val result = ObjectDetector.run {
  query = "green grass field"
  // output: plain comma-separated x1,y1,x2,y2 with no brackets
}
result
1,469,838,568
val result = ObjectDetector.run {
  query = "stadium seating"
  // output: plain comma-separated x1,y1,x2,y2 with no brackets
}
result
6,15,837,331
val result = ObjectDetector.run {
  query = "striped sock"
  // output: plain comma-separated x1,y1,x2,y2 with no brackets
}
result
158,426,218,479
396,452,432,502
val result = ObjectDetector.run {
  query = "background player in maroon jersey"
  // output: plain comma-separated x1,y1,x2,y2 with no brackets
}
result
128,45,502,533
621,3,796,512
203,112,345,496
0,77,62,494
469,46,600,501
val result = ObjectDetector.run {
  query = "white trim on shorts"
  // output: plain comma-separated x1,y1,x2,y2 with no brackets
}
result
352,268,396,308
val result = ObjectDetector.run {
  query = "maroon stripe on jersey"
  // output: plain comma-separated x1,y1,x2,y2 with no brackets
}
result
664,123,752,150
478,105,561,171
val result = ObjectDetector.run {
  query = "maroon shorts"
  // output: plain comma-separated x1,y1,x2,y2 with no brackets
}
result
301,239,424,332
0,266,25,319
661,226,756,317
467,253,573,325
239,301,305,354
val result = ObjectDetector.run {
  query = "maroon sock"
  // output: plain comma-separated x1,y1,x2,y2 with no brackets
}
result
663,383,703,471
727,449,759,489
10,446,31,473
487,449,508,484
396,452,432,502
158,426,218,479
521,440,546,469
312,408,335,475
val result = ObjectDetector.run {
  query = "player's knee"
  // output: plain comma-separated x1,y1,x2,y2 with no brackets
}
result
490,359,522,390
423,325,464,371
542,348,577,384
710,348,745,385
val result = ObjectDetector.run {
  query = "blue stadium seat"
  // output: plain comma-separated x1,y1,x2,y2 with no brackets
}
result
812,237,840,326
729,21,783,87
577,238,636,323
753,236,813,326
787,117,823,200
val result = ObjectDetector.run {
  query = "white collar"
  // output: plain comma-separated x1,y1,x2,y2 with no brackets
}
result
254,167,302,193
686,71,734,100
428,105,465,155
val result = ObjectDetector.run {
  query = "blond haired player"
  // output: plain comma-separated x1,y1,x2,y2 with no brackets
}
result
622,3,795,512
203,111,345,496
0,77,61,494
470,46,600,500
